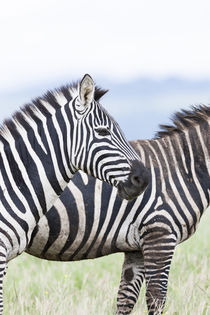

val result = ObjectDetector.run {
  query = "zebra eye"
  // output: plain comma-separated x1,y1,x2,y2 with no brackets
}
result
96,127,110,136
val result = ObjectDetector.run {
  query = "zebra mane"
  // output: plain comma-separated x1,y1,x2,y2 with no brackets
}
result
155,104,210,138
0,82,108,137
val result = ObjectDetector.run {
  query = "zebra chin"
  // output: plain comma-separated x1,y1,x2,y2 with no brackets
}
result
117,160,149,200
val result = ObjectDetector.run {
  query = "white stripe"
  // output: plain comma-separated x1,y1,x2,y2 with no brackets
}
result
80,171,88,185
134,141,146,164
87,184,118,258
51,112,72,179
40,99,56,115
184,129,208,209
62,182,86,257
20,112,47,154
45,198,70,256
74,118,87,168
195,125,210,177
70,109,80,169
53,91,67,106
71,177,103,257
29,215,50,257
68,86,78,99
154,196,163,210
61,105,71,165
174,134,188,174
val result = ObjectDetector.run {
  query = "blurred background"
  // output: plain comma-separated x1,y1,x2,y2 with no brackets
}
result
1,0,210,141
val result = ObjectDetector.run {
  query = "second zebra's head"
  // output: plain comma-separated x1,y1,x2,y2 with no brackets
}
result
68,74,149,200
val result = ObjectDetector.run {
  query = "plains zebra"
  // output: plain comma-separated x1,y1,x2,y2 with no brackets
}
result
27,104,210,314
0,74,149,314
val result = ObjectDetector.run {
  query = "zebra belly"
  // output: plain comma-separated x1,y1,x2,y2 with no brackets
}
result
26,172,142,261
26,206,138,262
26,212,129,261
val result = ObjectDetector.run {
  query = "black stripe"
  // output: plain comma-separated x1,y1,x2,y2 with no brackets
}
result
41,205,61,257
0,144,40,223
67,174,96,260
35,115,64,195
47,116,69,183
57,188,79,257
82,180,113,258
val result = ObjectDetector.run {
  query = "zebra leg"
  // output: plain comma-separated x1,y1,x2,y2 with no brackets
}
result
141,225,176,315
3,263,8,277
116,251,145,315
0,243,7,314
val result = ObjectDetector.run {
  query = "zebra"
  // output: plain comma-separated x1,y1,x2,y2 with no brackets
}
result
27,104,210,314
0,74,149,314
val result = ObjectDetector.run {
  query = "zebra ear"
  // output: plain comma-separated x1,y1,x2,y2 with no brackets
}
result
79,74,95,107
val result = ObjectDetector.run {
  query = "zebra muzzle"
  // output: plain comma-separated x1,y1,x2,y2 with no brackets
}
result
117,160,149,200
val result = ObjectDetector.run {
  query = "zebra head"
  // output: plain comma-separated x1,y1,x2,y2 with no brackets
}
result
69,74,149,200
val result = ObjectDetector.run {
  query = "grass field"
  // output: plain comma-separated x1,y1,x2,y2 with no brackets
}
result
3,211,210,315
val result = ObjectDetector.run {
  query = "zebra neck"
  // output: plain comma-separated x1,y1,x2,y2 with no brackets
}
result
177,125,210,209
131,128,210,211
0,107,75,223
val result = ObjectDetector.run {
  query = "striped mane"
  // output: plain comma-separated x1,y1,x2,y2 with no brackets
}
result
0,82,108,138
156,104,210,138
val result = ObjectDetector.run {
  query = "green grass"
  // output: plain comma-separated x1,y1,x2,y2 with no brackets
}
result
3,211,210,315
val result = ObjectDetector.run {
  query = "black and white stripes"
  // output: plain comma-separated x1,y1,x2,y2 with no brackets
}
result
0,74,148,313
27,104,210,314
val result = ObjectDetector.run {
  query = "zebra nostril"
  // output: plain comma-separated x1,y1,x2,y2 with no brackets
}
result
134,176,141,184
131,174,142,187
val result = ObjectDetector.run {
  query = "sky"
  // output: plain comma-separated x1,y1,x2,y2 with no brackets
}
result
1,0,210,139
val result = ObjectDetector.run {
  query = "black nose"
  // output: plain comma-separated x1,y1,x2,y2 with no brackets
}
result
117,160,149,200
130,166,149,191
